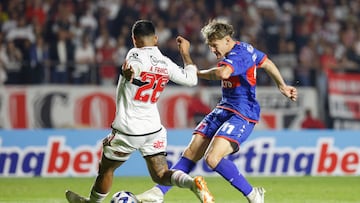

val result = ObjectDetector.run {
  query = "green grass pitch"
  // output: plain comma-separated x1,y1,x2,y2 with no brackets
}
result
0,176,359,203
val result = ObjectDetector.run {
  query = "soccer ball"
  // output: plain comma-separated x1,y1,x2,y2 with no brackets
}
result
110,190,139,203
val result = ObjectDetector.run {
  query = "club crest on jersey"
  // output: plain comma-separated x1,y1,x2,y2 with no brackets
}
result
246,44,254,53
224,58,233,64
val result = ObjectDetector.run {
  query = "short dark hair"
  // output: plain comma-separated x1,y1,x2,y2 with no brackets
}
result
132,20,155,38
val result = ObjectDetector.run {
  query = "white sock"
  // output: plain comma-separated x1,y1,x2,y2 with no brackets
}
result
170,170,194,189
246,188,256,201
89,188,108,203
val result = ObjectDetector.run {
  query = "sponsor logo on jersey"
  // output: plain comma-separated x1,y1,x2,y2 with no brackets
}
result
150,55,167,66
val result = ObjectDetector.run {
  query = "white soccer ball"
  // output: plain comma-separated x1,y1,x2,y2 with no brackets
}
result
110,190,139,203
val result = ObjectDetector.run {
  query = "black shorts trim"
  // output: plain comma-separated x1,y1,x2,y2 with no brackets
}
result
111,126,162,136
143,151,168,158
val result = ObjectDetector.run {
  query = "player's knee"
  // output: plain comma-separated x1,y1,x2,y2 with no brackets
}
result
183,148,203,161
204,154,219,169
182,148,193,159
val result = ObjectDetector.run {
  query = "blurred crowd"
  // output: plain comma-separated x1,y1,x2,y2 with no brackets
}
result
0,0,359,87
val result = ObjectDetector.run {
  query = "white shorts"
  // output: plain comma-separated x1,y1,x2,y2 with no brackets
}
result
103,127,167,161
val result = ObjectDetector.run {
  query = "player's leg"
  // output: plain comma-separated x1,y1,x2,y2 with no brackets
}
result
155,110,219,196
144,153,192,186
65,155,124,203
135,154,198,202
158,134,211,192
136,134,212,203
144,154,214,203
90,155,124,202
137,115,217,203
204,116,265,203
66,132,134,203
206,137,254,195
206,138,266,203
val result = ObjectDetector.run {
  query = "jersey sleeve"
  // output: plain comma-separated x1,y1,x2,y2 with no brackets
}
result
254,47,267,67
243,42,267,67
167,58,198,87
226,43,268,76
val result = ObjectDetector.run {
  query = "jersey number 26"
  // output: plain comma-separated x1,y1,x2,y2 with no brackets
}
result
134,72,169,103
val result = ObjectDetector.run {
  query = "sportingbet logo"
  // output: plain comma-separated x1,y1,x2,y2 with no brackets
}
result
0,136,359,176
180,137,360,176
233,138,359,176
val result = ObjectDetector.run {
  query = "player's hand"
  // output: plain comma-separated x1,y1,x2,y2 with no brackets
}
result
176,36,190,56
280,85,298,101
122,61,134,83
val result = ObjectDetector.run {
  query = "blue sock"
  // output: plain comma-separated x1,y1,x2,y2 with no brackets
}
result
214,158,253,196
156,156,196,194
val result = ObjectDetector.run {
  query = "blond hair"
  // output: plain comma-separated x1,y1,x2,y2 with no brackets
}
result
200,19,234,44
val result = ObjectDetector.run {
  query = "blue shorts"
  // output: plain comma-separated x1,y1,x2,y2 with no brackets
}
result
194,108,255,152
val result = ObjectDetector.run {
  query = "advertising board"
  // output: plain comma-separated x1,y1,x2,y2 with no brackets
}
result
0,86,317,130
1,129,359,177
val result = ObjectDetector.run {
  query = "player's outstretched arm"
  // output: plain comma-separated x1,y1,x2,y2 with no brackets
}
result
261,58,298,101
171,36,198,87
176,36,194,66
197,64,232,80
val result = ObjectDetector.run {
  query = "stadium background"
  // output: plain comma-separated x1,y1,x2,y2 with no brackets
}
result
0,0,360,183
